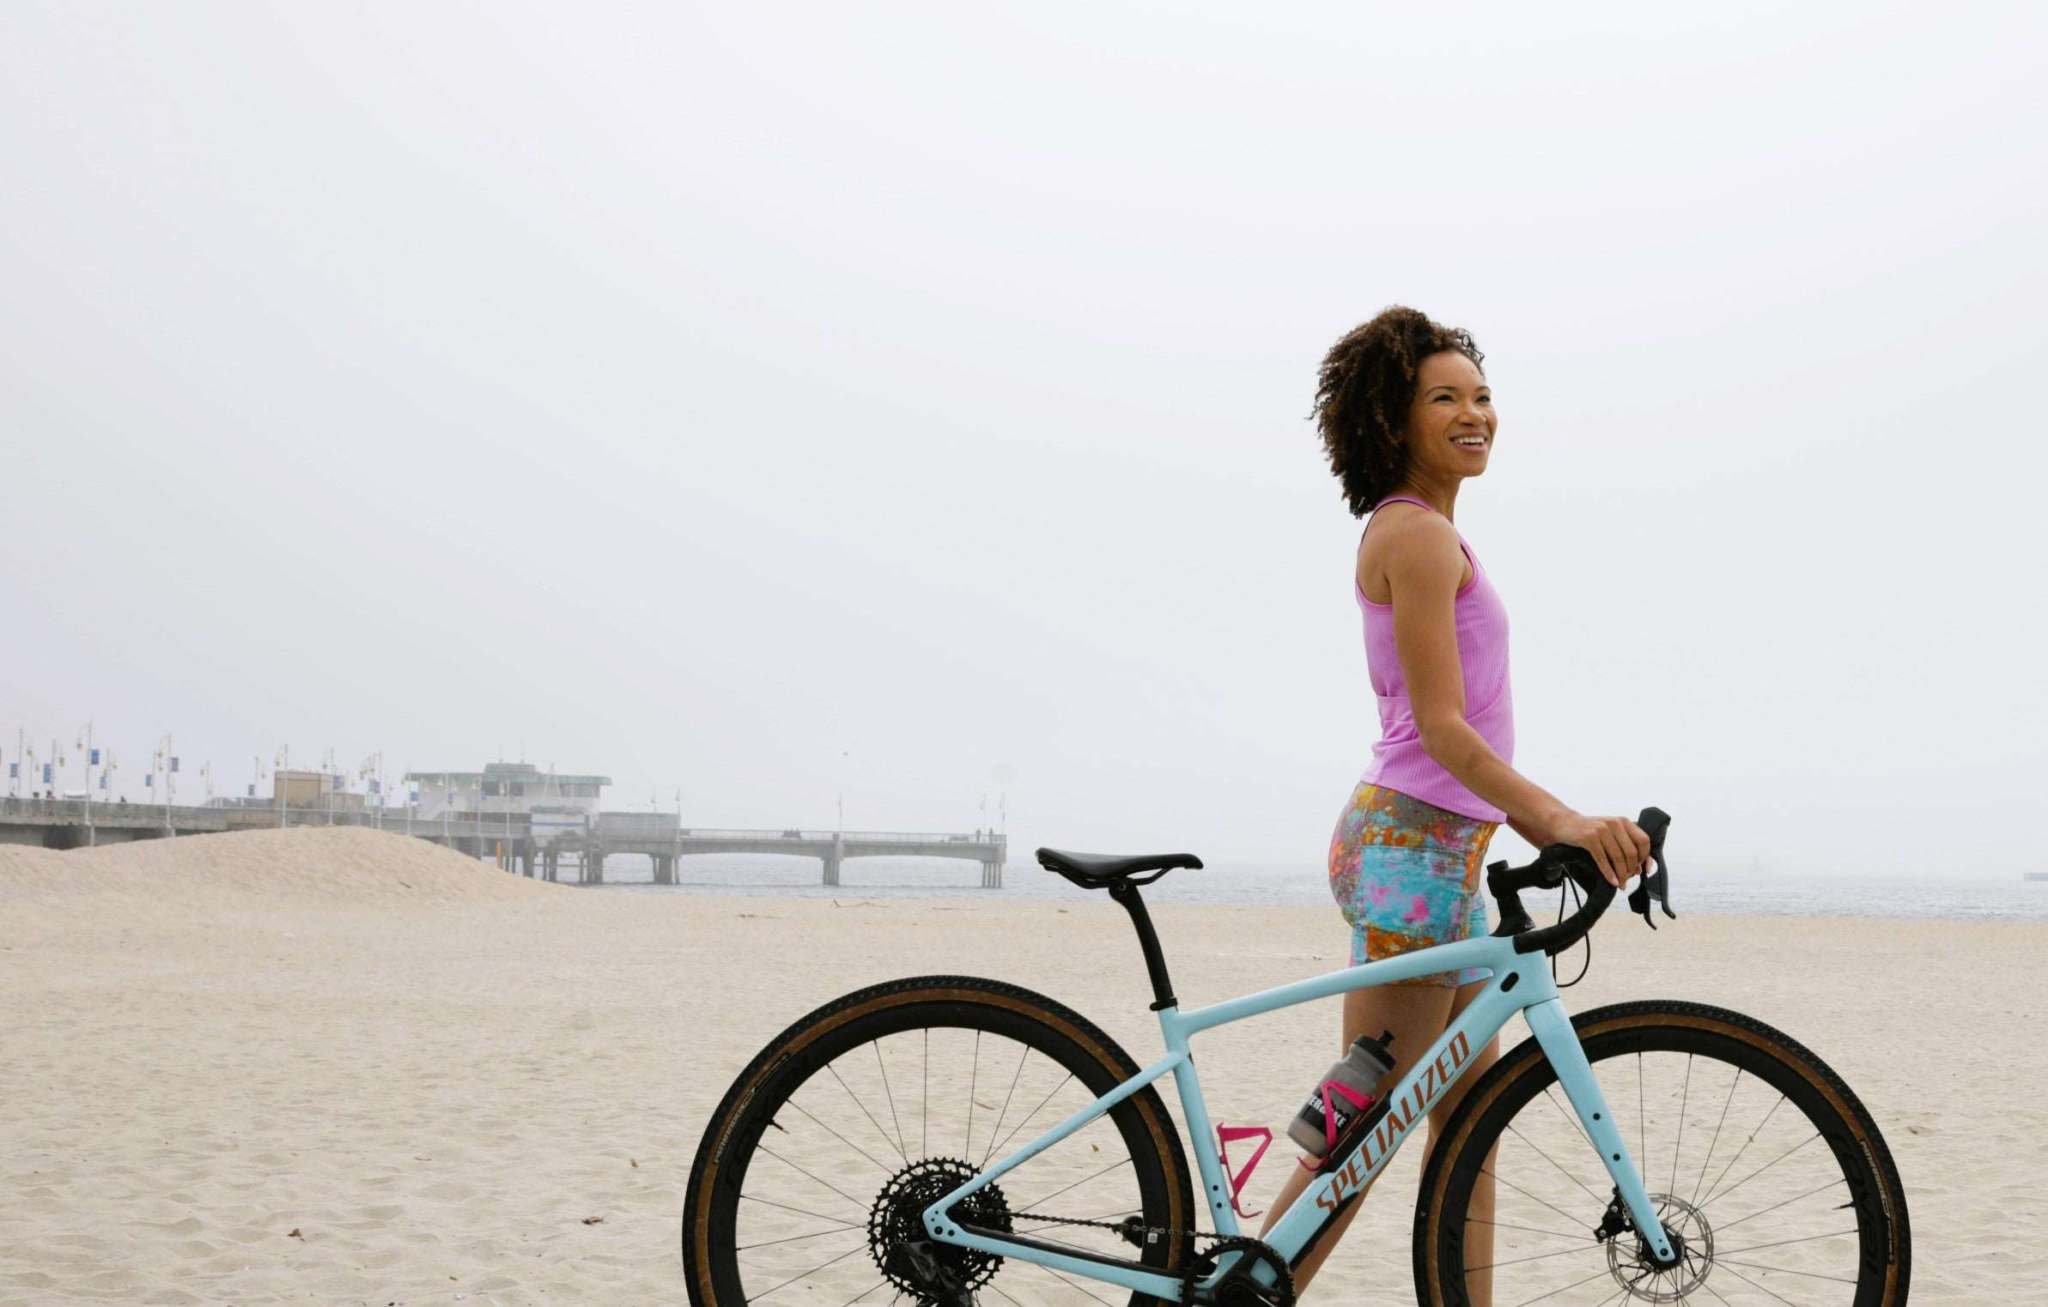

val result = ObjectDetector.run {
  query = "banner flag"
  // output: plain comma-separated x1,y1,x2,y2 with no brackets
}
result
42,764,53,784
170,757,181,773
90,748,101,765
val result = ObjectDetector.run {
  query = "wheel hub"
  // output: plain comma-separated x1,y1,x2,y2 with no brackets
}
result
1605,1193,1713,1302
867,1157,1011,1299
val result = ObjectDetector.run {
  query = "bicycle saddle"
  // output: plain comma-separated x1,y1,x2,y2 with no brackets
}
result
1036,847,1203,889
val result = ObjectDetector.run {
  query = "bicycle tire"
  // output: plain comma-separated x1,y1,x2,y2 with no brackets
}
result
684,975,1196,1307
1414,1000,1910,1306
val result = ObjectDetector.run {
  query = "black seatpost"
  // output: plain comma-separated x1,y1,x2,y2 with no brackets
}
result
1107,882,1177,1011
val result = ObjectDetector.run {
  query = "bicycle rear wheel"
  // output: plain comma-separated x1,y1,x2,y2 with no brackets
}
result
684,975,1195,1307
1415,1000,1909,1306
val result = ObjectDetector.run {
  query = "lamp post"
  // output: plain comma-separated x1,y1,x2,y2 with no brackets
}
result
275,745,290,828
359,751,384,829
320,747,336,826
75,721,95,842
162,734,177,828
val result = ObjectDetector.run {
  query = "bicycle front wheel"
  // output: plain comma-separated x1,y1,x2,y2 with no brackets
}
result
1415,1000,1909,1307
684,975,1195,1307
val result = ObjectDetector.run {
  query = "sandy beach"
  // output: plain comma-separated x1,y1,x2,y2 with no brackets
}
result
1,827,2039,1304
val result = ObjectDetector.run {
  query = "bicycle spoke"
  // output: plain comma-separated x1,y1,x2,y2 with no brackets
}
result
1505,1122,1608,1207
983,1072,1076,1162
1699,1092,1787,1206
1465,1240,1605,1271
1542,1085,1592,1149
737,1222,868,1252
1691,1064,1744,1206
1714,1259,1810,1304
826,1063,906,1166
1701,1131,1820,1211
1670,1052,1692,1198
981,1042,1033,1168
1037,1263,1118,1307
1465,1216,1599,1242
1014,1154,1135,1213
922,1028,929,1157
1715,1227,1857,1256
1505,1264,1619,1307
757,1145,873,1211
745,1239,871,1304
965,1030,981,1156
836,1277,890,1307
1481,1168,1591,1232
1714,1175,1846,1233
1717,1255,1860,1285
787,1098,895,1175
742,1193,863,1226
873,1040,908,1160
1637,1054,1647,1185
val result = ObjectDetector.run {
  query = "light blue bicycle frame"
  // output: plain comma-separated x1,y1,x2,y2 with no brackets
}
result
922,931,1676,1300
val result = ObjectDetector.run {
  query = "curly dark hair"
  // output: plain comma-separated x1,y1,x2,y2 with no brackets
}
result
1313,306,1486,517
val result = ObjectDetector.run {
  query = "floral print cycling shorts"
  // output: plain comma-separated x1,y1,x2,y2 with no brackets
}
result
1328,781,1499,987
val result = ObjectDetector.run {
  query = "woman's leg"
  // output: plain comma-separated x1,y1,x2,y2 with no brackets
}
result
1283,783,1499,1297
1257,981,1456,1293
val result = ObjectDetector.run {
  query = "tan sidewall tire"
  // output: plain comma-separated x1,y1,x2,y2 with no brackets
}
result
1412,1000,1909,1307
684,975,1195,1307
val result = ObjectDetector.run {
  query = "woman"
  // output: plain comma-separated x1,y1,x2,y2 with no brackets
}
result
1257,306,1652,1302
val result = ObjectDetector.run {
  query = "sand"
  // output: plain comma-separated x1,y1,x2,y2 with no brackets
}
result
0,827,2040,1304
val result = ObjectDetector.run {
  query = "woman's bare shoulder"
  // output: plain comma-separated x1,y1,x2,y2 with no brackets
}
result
1358,506,1464,605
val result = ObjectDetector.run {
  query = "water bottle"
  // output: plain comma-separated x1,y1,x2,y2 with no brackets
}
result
1288,1030,1397,1158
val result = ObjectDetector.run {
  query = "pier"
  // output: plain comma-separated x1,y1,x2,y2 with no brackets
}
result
0,797,1006,889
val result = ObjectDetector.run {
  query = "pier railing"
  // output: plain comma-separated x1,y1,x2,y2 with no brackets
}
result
0,799,1005,886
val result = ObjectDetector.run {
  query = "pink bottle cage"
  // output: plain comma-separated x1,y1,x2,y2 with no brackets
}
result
1297,1079,1374,1173
1215,1124,1272,1219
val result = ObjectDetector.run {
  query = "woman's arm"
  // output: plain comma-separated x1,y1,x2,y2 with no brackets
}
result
1379,512,1648,883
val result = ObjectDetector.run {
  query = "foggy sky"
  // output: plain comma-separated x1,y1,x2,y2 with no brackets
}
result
4,2,2043,879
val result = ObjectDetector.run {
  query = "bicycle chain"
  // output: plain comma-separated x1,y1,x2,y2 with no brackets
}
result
1006,1209,1291,1307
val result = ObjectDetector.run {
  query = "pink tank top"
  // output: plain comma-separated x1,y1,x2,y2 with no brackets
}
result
1353,495,1514,822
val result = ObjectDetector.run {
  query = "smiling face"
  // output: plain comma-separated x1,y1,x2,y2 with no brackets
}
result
1401,350,1495,487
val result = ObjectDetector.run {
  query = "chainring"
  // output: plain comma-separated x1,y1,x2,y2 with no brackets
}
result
1184,1235,1295,1307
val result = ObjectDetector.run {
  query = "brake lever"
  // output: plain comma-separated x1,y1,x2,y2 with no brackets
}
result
1625,806,1675,929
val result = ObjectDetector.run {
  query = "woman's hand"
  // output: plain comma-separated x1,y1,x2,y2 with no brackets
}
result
1545,810,1652,888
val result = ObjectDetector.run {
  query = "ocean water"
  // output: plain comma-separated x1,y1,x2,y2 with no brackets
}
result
602,855,2048,923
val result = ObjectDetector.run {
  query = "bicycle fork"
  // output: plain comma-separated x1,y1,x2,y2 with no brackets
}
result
1522,998,1679,1267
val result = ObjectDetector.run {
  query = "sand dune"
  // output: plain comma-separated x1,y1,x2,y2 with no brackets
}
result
0,830,2039,1303
0,827,556,918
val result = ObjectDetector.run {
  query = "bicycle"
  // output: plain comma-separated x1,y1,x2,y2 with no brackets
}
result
683,807,1910,1306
